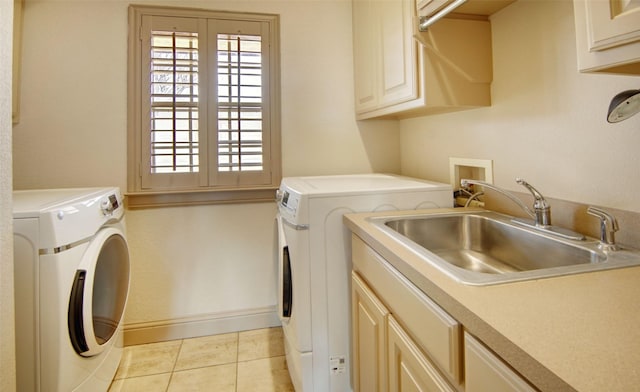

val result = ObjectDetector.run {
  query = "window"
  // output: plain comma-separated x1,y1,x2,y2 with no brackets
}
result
127,6,281,207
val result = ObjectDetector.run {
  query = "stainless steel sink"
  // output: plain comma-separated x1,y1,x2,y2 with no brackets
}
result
370,211,640,285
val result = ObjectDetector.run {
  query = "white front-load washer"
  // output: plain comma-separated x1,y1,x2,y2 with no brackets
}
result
275,174,453,392
13,187,131,392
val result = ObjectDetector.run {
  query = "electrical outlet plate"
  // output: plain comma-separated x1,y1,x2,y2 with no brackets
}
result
449,157,494,190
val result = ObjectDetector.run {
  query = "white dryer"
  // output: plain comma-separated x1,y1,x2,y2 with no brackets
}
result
275,174,452,392
13,188,130,392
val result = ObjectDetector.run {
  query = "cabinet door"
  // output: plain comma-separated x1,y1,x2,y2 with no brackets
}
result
574,0,640,74
465,332,537,392
584,0,640,51
353,237,462,384
352,272,389,392
379,0,419,107
353,0,379,112
388,316,456,392
353,0,418,112
13,0,23,123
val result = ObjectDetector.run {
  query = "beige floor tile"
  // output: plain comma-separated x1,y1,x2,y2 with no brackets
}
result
113,328,293,391
174,332,238,371
237,356,294,392
108,373,171,392
168,363,237,392
114,340,182,379
237,327,285,361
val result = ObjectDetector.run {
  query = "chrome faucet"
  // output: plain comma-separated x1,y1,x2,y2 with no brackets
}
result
515,178,551,227
587,206,620,251
460,178,548,226
460,178,585,241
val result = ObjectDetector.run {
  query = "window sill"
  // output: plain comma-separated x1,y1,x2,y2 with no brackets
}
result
125,187,278,209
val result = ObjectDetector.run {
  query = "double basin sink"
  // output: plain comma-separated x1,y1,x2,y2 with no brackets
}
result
369,210,640,285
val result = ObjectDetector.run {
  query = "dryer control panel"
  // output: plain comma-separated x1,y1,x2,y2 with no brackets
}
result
100,194,120,216
13,187,125,251
277,189,300,216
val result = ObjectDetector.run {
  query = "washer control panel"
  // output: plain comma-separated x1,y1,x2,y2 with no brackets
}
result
276,186,302,219
100,193,120,216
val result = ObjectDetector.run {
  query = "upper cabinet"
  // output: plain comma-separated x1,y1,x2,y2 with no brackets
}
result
353,0,418,114
417,0,514,19
573,0,640,75
352,0,513,120
13,0,23,124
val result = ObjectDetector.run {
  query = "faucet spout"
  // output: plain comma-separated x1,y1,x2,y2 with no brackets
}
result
460,179,536,220
460,178,585,241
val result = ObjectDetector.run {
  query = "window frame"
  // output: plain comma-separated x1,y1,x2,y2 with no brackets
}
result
127,5,281,208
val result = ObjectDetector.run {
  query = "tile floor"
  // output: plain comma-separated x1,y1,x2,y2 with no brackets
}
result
108,327,294,392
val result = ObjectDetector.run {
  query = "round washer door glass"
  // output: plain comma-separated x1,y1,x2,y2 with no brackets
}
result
68,227,130,357
93,232,130,344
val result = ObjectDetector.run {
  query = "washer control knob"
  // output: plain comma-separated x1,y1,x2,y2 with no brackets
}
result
275,189,284,202
100,199,114,216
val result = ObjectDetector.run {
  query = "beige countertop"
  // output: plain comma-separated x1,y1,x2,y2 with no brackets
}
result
344,208,640,392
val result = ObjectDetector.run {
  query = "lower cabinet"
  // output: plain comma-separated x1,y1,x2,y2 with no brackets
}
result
351,235,539,392
352,271,389,392
352,270,458,392
465,332,537,392
388,315,457,392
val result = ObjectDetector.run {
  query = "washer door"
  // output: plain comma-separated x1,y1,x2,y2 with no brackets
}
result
276,213,313,353
276,214,293,321
68,227,130,357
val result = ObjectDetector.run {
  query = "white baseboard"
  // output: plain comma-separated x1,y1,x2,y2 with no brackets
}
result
123,306,281,346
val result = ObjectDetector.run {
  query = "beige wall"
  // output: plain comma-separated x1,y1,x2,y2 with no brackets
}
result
400,0,640,214
1,0,16,388
12,0,400,333
13,0,399,190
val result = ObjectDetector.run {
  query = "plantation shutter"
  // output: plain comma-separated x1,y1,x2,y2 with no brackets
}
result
136,12,274,192
140,16,207,189
209,19,272,186
150,31,199,174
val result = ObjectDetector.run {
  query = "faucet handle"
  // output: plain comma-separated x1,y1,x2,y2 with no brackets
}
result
587,206,619,251
515,178,549,206
515,178,551,226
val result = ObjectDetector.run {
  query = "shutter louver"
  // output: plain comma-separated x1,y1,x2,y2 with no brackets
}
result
150,31,199,173
216,34,264,172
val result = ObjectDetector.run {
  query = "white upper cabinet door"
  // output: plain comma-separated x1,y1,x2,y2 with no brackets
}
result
574,0,640,74
585,0,640,51
379,0,419,107
353,0,379,112
352,0,418,114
